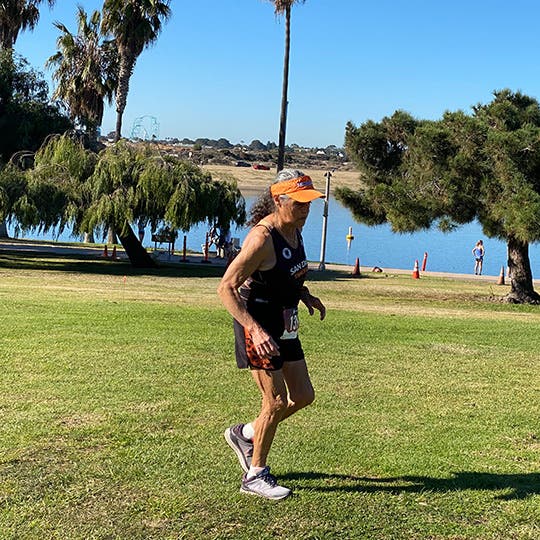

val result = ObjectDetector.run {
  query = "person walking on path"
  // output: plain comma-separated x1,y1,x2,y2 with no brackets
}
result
217,169,326,500
472,240,485,275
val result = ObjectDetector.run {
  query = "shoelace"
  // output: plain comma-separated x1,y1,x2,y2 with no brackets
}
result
259,467,277,487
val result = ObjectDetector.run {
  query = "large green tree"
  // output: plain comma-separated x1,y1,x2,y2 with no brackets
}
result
271,0,305,172
0,0,55,50
47,7,118,145
0,135,246,268
84,141,245,267
337,90,540,304
0,51,71,163
101,0,171,142
0,0,57,238
0,133,96,237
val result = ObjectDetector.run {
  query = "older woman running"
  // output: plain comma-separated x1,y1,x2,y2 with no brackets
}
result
218,169,326,500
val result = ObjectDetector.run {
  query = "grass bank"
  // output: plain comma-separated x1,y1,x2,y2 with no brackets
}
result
1,252,539,539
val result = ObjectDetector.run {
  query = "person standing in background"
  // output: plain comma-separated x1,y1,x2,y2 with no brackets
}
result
472,240,485,275
138,219,146,244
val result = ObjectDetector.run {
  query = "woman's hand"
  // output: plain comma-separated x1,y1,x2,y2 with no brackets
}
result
301,288,326,320
250,325,280,358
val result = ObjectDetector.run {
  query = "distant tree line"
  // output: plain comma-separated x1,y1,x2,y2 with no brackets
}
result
125,135,344,155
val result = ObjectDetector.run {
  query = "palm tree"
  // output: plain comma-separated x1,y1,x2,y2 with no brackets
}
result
0,0,55,50
101,0,171,142
271,0,305,172
47,7,118,145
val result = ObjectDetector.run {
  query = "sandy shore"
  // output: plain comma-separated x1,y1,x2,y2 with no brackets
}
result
203,164,360,197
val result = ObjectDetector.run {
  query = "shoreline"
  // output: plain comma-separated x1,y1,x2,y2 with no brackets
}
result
0,237,521,283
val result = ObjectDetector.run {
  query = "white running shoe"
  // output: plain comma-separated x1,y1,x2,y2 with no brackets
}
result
240,466,291,500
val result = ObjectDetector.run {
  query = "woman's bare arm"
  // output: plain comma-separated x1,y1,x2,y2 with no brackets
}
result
217,227,279,358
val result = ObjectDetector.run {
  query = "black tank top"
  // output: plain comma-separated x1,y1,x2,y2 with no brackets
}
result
240,222,308,309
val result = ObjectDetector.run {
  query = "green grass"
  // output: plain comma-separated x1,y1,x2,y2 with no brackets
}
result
1,251,540,539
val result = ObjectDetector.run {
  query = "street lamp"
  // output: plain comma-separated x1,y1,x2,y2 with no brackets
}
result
318,170,332,271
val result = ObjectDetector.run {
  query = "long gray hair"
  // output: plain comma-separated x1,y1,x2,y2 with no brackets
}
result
247,168,305,226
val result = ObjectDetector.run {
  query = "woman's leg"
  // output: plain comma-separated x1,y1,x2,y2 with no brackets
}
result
250,368,288,467
281,359,315,421
248,360,315,466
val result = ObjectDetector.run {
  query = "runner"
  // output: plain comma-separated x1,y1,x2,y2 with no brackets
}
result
218,169,326,500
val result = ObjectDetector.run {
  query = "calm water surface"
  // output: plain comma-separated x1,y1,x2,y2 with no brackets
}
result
177,196,539,277
9,195,540,277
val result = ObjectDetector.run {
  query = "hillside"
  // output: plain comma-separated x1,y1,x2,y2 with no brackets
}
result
98,137,361,195
147,141,360,196
123,139,353,170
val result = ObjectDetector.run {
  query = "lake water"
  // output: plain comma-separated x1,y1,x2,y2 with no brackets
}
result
8,195,540,277
173,196,539,277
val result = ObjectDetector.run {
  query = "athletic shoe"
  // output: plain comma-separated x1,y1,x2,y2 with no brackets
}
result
224,424,253,473
240,466,291,500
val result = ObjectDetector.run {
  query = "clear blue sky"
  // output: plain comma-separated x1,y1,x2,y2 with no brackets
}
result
15,0,540,148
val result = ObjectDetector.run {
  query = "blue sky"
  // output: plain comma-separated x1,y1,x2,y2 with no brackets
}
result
15,0,540,148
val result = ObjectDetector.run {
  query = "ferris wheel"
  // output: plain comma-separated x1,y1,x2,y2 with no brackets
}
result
130,115,160,140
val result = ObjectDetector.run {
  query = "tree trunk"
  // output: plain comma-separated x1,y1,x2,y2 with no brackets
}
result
505,235,540,304
114,53,135,142
276,6,291,173
83,231,94,243
87,123,99,151
117,222,157,268
115,109,123,143
0,220,9,238
107,226,117,245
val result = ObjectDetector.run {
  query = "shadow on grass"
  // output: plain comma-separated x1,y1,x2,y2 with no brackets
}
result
281,471,540,500
0,250,226,279
0,247,379,282
310,268,396,282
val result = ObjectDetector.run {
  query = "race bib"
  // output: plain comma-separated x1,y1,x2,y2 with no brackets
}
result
281,307,299,340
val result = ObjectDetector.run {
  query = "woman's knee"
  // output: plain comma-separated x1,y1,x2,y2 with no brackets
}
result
263,394,289,418
293,387,315,410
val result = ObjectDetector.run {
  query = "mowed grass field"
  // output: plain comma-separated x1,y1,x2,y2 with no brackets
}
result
1,251,540,539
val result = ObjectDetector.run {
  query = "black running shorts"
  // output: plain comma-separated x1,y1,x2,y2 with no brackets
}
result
233,299,304,370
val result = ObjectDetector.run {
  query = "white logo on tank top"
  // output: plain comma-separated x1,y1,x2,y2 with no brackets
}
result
282,247,292,259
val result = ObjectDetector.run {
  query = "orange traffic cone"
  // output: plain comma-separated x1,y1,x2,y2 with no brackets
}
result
352,257,361,276
101,245,109,258
412,259,420,279
497,265,505,285
111,245,118,260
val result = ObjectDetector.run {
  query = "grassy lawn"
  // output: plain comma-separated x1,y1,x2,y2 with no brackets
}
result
1,251,539,539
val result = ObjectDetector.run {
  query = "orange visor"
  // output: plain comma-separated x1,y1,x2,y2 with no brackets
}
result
270,175,324,203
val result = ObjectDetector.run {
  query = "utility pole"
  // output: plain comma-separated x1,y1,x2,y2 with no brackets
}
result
318,170,332,271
